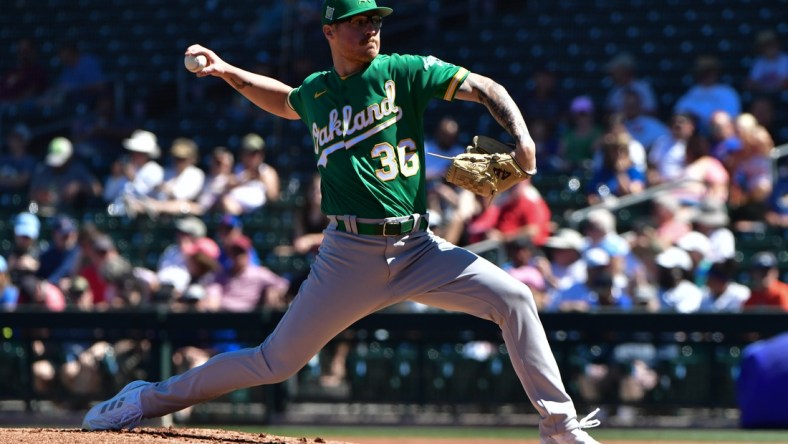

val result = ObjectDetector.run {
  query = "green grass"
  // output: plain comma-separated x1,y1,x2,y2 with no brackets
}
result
216,425,788,442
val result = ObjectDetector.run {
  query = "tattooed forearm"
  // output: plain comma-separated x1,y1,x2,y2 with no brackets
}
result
230,77,252,90
476,80,529,141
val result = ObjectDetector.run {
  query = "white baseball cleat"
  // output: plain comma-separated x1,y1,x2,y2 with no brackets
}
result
541,408,602,444
82,380,151,431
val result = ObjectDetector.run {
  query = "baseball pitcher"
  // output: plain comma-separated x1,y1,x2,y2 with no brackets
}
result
83,1,601,443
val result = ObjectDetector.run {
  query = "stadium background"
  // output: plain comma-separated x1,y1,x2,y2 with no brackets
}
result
1,0,787,439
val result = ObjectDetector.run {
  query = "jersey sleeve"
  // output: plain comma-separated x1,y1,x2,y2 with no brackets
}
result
395,54,470,109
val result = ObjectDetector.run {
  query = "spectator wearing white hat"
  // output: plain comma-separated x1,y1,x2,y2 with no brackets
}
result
115,130,164,216
655,247,703,313
676,230,713,286
29,136,101,215
535,228,587,303
0,123,37,194
690,200,735,264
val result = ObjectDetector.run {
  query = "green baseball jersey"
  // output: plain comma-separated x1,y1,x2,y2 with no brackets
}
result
288,53,469,218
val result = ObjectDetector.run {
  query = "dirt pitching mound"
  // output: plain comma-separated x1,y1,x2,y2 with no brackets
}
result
0,428,354,444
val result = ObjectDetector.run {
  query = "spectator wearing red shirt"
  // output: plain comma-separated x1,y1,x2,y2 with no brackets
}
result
465,181,551,246
744,252,788,311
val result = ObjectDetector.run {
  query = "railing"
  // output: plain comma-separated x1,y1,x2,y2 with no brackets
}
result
1,309,786,423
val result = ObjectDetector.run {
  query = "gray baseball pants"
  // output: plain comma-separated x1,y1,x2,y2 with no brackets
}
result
139,227,580,435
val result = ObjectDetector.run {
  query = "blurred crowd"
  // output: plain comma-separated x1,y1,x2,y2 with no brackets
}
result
0,17,787,408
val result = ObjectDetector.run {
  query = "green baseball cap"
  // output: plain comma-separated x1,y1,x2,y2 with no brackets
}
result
321,0,393,25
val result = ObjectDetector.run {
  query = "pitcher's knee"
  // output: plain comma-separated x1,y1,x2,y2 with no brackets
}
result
257,344,312,384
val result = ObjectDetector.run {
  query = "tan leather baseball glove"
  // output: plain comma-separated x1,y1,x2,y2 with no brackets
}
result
439,136,535,197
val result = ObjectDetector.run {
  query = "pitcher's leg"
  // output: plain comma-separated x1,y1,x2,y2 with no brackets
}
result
406,243,578,436
141,232,393,418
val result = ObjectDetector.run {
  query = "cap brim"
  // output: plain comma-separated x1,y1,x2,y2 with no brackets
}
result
334,6,393,22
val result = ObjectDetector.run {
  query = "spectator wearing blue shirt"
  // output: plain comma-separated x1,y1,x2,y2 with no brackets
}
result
53,41,106,108
37,216,80,286
621,89,669,151
0,256,19,311
765,167,788,228
216,214,261,272
587,132,645,206
549,248,632,312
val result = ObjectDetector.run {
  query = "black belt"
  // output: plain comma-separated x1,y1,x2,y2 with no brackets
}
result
335,216,429,236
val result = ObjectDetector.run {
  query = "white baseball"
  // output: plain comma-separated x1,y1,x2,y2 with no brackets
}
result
184,54,207,73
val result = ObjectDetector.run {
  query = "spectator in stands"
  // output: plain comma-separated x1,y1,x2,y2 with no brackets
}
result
44,40,106,109
708,111,742,170
529,118,563,173
37,215,80,287
548,248,632,312
14,265,66,312
673,55,741,133
676,230,713,287
559,95,603,171
673,132,729,206
583,208,631,285
215,214,262,272
699,261,751,312
744,30,788,95
29,137,101,216
520,65,566,131
77,232,122,307
70,93,135,169
534,228,587,303
218,133,280,215
194,147,235,215
424,116,465,182
765,165,788,228
157,216,208,298
743,252,788,311
102,158,128,204
0,123,37,194
203,235,289,312
465,180,552,246
604,52,657,115
603,113,646,173
0,38,48,104
651,195,691,250
689,200,736,265
647,112,694,186
747,96,776,137
100,252,144,308
621,89,668,151
654,247,703,313
0,256,19,311
177,237,221,307
729,125,774,229
6,212,42,271
115,130,164,217
145,138,206,217
504,237,548,310
586,132,645,205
